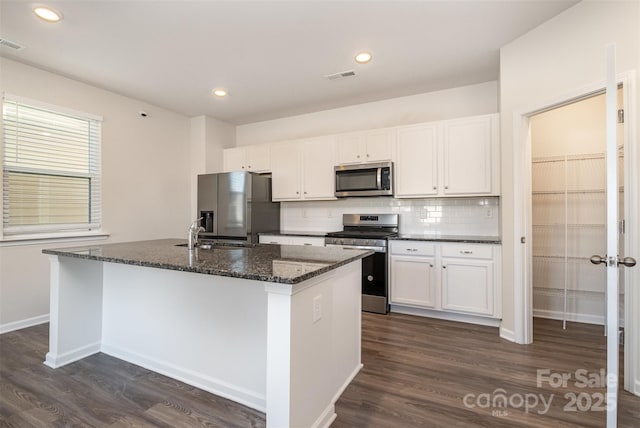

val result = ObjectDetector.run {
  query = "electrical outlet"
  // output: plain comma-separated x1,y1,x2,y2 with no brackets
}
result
313,295,322,323
485,208,493,218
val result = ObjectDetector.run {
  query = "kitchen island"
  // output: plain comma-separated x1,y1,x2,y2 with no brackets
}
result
43,239,371,428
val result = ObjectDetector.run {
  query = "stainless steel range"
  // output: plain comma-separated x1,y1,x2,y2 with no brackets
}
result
325,214,398,314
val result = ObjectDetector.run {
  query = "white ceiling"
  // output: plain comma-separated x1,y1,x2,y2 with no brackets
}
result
0,0,578,125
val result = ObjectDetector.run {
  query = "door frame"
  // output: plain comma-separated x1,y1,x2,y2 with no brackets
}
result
511,70,638,395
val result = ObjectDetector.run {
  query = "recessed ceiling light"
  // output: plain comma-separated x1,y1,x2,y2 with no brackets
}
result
355,52,372,64
213,89,227,97
33,5,63,23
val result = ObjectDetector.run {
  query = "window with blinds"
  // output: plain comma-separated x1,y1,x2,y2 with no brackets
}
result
2,96,102,236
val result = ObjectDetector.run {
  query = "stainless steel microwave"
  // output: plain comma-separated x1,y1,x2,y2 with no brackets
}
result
335,162,393,197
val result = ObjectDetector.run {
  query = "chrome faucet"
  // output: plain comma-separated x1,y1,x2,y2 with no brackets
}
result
188,218,205,250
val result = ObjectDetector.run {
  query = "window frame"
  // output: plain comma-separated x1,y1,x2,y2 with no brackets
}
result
1,93,106,243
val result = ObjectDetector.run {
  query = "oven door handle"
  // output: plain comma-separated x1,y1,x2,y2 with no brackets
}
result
325,243,386,253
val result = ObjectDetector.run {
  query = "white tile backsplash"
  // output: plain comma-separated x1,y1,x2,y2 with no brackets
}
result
281,197,500,236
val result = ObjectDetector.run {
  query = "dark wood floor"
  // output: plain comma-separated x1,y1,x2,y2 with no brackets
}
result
1,315,638,427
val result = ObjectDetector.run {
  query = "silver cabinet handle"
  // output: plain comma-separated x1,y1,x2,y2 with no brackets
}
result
303,243,312,246
429,264,434,268
366,153,370,157
357,155,360,159
445,186,449,189
460,250,473,255
432,186,437,190
406,248,418,252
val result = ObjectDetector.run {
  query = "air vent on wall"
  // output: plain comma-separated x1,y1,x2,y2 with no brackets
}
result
324,70,356,81
0,37,25,51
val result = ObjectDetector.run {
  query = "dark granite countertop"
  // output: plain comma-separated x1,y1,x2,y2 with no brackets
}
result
43,239,372,284
258,230,329,238
391,235,501,244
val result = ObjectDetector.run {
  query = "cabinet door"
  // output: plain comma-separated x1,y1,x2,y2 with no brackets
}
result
395,125,439,197
363,129,392,162
441,258,494,316
390,255,437,308
270,142,302,201
336,133,363,165
442,116,492,195
223,147,246,172
303,136,337,200
246,144,270,172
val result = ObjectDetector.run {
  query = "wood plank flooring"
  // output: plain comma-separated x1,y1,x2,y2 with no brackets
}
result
1,315,638,427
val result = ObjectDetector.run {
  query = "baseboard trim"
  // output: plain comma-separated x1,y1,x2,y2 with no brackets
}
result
101,343,266,412
0,314,49,334
390,305,500,327
44,341,101,368
307,363,361,428
499,327,516,342
533,309,605,326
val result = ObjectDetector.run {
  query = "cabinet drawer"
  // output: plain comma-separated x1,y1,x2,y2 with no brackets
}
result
390,241,436,256
288,236,325,247
441,244,493,260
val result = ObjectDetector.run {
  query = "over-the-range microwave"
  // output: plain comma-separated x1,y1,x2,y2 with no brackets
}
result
335,162,393,197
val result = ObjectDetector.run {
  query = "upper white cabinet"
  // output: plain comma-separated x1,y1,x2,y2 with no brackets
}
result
442,115,495,195
302,136,337,200
223,144,270,173
395,124,439,197
270,136,337,202
394,114,499,198
337,128,393,165
270,141,302,200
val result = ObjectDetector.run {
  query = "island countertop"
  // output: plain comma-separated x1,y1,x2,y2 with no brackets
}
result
42,238,372,284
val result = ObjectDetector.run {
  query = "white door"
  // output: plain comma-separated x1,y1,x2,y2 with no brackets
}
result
589,45,636,428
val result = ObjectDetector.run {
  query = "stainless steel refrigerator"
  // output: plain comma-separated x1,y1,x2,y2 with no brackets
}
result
197,172,280,243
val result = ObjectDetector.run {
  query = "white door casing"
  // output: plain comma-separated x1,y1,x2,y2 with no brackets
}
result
509,65,639,406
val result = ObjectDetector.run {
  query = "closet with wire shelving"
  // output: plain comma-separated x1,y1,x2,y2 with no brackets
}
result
530,92,622,328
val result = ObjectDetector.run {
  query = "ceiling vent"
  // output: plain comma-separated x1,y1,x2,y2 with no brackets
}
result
324,70,356,81
0,37,25,51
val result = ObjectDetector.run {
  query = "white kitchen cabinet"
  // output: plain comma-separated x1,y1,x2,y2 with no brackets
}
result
394,124,439,197
302,136,337,200
259,234,325,247
389,240,501,322
441,259,494,316
223,144,270,173
270,137,337,202
270,141,302,200
390,255,437,308
390,241,437,308
393,114,499,198
337,128,392,165
442,115,495,195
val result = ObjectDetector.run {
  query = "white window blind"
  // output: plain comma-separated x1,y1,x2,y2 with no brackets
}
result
2,96,102,236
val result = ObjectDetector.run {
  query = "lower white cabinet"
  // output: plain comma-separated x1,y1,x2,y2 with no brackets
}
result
390,256,437,308
259,235,325,247
389,240,501,320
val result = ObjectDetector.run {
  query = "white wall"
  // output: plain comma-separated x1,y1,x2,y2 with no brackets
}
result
189,115,235,219
499,0,640,342
0,58,192,331
236,81,498,146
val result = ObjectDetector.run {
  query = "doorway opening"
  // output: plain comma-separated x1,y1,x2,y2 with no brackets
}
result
529,89,624,331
